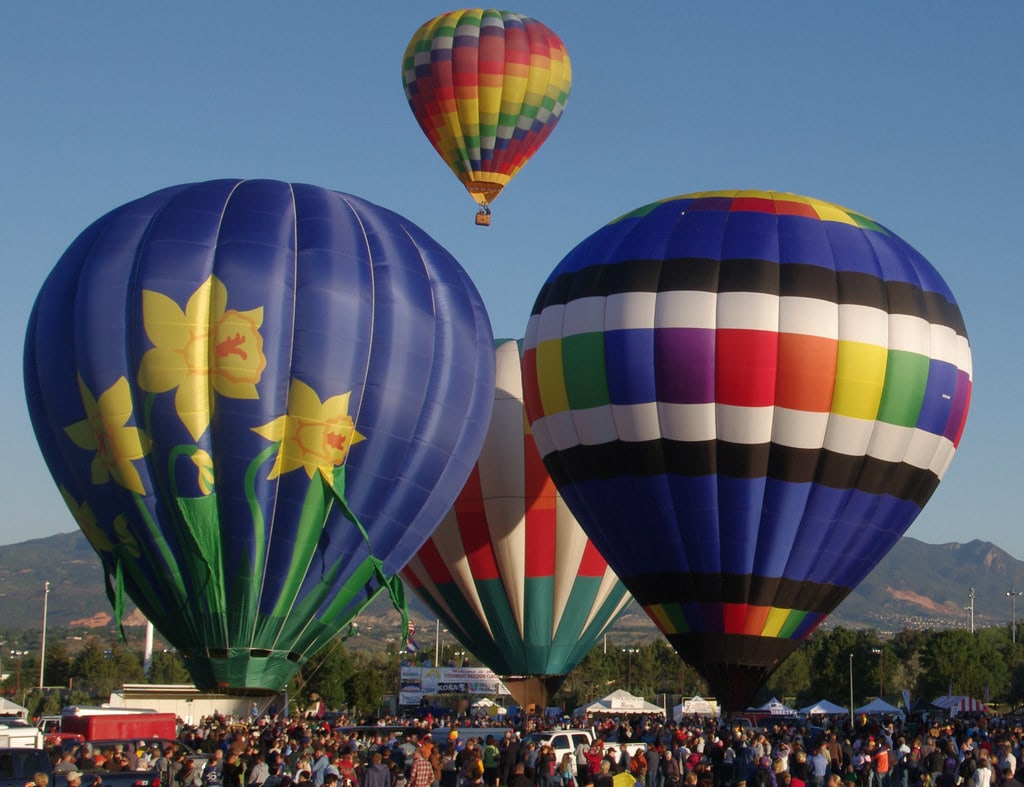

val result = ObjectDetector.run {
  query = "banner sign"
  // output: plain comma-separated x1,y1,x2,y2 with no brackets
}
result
398,666,510,705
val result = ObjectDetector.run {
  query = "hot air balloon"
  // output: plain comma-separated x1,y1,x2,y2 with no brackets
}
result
24,179,495,692
401,9,572,226
522,190,972,710
401,339,630,709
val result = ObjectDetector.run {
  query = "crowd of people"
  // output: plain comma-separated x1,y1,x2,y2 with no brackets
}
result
37,708,1024,787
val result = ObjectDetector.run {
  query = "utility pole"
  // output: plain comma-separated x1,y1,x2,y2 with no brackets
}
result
968,587,976,634
38,580,50,689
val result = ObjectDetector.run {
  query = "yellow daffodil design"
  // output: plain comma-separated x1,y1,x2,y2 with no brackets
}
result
64,376,151,495
138,275,266,441
60,486,113,553
191,449,215,495
112,515,141,557
252,379,365,485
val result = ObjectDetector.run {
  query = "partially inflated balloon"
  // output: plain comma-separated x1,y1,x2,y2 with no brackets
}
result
25,179,495,692
522,190,972,710
402,9,571,224
402,340,630,708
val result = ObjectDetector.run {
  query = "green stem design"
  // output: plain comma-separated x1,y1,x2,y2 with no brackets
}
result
326,465,409,643
243,444,279,601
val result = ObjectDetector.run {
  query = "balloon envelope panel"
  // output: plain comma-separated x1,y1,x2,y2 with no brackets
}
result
24,179,495,691
402,8,571,206
402,339,630,679
522,190,972,709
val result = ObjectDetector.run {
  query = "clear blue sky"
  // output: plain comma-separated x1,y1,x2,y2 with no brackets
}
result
3,4,1022,568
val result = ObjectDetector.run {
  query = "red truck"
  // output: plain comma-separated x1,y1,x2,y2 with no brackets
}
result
60,708,177,741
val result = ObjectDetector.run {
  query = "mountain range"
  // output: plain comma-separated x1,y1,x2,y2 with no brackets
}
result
0,530,1020,646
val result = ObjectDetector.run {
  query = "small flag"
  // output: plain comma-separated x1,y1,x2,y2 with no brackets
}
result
984,685,990,704
406,636,420,653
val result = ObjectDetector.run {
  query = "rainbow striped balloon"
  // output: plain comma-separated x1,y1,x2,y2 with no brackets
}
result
402,9,571,212
402,340,629,708
522,190,972,710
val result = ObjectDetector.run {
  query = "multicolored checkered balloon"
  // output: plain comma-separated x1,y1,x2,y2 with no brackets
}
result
402,9,571,220
522,190,972,710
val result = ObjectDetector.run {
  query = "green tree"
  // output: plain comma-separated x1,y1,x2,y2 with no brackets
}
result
767,644,812,705
149,650,191,684
806,626,859,704
919,629,1007,700
292,640,354,710
345,654,389,716
44,639,73,688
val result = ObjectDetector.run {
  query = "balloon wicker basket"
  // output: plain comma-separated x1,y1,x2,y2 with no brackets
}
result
474,207,492,226
502,675,565,713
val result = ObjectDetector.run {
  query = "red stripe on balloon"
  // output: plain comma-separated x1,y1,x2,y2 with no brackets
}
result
524,431,556,579
457,465,501,581
577,541,608,578
716,329,779,407
412,539,453,586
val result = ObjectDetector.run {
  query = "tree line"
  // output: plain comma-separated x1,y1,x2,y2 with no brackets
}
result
4,622,1024,720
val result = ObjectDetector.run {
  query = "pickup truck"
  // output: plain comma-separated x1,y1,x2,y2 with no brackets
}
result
0,720,44,749
520,729,646,767
0,748,51,787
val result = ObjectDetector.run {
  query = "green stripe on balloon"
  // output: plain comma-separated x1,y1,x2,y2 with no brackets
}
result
563,332,609,409
878,349,930,427
523,575,555,673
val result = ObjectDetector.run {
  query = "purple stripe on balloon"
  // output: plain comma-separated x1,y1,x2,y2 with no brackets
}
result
655,327,716,403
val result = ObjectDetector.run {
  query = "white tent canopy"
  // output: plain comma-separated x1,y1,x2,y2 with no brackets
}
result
800,699,849,715
749,697,797,715
673,695,720,721
856,698,902,715
574,689,664,717
0,697,28,717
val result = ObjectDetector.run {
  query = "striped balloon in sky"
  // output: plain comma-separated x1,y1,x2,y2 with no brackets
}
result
402,9,571,223
522,190,972,710
402,339,630,709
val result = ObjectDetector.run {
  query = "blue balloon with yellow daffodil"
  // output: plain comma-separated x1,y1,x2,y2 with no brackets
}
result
24,179,495,691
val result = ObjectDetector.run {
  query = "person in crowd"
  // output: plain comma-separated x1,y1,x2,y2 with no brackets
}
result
594,762,615,787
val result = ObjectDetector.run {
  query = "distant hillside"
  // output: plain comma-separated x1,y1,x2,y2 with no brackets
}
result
1,531,1021,640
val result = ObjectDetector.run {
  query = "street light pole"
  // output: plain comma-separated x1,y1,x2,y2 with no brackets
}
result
39,580,50,689
849,653,855,722
871,647,884,697
968,587,976,634
1008,589,1021,645
622,648,639,692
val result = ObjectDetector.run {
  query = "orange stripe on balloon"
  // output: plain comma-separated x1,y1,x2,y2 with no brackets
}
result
775,333,837,411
